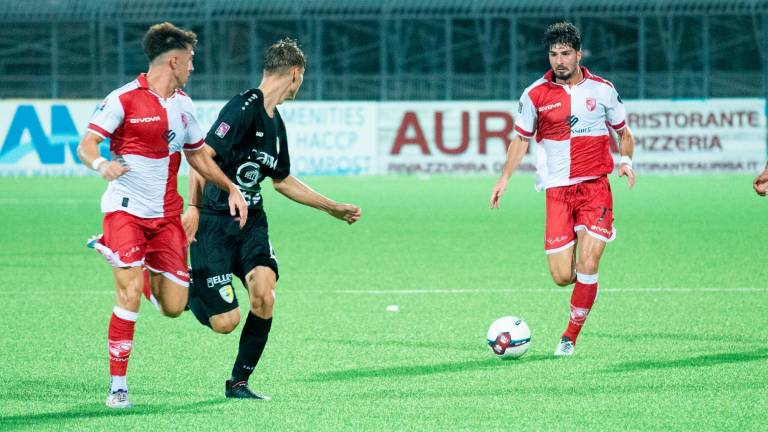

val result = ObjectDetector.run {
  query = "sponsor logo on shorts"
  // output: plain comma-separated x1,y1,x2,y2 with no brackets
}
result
215,122,230,138
590,225,611,236
255,131,264,137
546,235,569,245
121,246,140,259
207,273,232,288
176,270,189,278
219,285,234,304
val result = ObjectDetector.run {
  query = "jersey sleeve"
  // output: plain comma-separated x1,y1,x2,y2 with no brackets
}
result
205,95,255,167
606,86,627,131
514,89,537,139
183,100,205,151
87,92,124,139
270,117,291,181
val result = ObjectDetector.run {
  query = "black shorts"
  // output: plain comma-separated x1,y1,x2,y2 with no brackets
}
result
190,210,278,317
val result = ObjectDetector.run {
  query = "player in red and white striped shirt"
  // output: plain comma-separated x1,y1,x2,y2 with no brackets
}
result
76,22,248,408
490,22,636,356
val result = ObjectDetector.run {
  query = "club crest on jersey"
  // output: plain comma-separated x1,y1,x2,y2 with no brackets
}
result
586,97,596,112
215,122,231,138
219,285,234,304
236,161,261,188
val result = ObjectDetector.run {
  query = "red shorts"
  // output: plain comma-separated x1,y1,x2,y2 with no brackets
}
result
94,211,189,286
544,176,616,254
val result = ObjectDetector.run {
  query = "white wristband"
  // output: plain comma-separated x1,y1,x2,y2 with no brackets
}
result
91,157,107,171
619,155,632,168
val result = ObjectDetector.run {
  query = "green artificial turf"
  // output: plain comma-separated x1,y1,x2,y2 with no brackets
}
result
0,174,766,431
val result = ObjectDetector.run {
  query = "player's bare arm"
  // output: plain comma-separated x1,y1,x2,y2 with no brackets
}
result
76,132,129,180
184,144,249,228
182,167,206,242
753,161,768,196
272,175,362,225
616,126,635,189
490,135,531,209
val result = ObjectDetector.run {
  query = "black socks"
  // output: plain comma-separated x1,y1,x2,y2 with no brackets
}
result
230,313,272,383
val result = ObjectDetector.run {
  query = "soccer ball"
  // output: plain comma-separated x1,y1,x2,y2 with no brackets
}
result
486,316,531,359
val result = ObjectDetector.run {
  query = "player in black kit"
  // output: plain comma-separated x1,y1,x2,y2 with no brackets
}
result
182,38,362,399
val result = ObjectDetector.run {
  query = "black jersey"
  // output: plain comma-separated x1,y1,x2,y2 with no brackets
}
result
201,88,290,214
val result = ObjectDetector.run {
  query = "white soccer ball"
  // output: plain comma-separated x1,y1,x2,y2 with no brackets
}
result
486,316,531,359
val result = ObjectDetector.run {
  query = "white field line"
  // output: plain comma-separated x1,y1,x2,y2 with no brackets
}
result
42,287,768,295
330,287,768,294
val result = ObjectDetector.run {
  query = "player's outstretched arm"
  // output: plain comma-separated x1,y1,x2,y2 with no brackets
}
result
182,167,206,242
272,175,361,225
616,126,636,189
76,132,129,180
185,145,248,228
490,135,530,209
753,162,768,196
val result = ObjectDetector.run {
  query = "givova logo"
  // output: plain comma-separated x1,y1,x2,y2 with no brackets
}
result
0,104,109,165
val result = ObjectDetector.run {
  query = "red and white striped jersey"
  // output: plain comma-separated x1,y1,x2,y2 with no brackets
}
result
514,67,626,191
88,74,205,218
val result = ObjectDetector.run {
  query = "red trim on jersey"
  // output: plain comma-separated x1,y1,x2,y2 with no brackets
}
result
176,89,188,97
610,120,626,130
514,125,534,138
585,73,615,88
137,73,149,89
183,139,204,150
88,123,112,139
542,67,600,88
164,152,183,216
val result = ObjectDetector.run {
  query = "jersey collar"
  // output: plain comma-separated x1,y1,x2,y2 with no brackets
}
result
137,73,150,89
136,73,179,100
543,66,591,87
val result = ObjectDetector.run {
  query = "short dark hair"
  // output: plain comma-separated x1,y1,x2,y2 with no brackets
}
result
142,22,198,62
263,38,306,74
544,22,581,51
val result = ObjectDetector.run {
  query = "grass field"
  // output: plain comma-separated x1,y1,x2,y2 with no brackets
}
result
1,174,766,431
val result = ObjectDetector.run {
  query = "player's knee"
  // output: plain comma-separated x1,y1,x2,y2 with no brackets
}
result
117,275,144,307
211,320,238,334
577,258,599,275
160,303,185,318
211,313,240,334
249,294,273,314
550,270,574,287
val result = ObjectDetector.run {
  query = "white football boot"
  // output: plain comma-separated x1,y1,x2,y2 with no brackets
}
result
106,389,133,409
553,336,575,357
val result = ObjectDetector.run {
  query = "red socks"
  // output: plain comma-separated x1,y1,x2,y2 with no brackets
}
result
562,273,598,343
108,306,138,377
